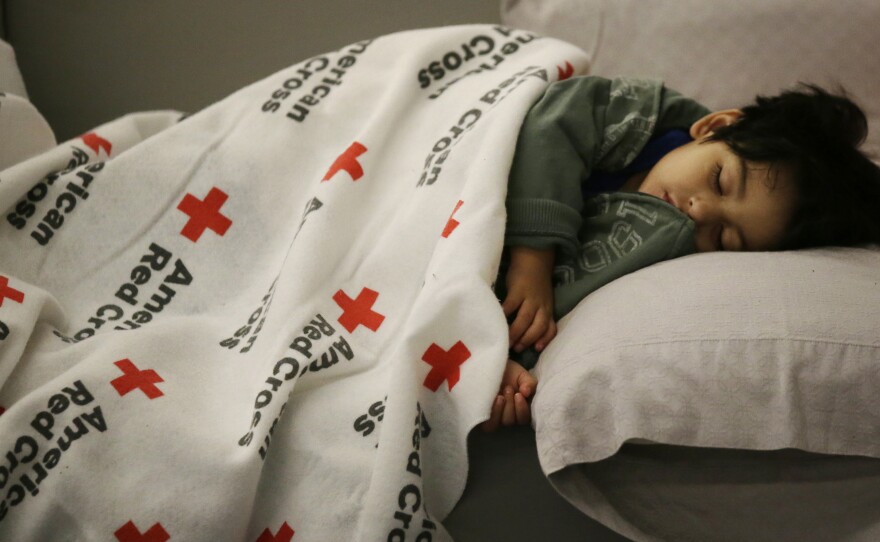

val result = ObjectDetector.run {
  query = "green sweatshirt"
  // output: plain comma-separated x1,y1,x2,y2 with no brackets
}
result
501,76,710,367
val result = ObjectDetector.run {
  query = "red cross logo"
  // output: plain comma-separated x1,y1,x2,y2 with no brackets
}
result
322,141,367,182
333,287,385,333
442,200,464,238
114,520,170,542
0,275,25,308
421,341,471,392
256,522,295,542
557,61,574,81
111,359,165,399
177,187,232,242
80,132,113,155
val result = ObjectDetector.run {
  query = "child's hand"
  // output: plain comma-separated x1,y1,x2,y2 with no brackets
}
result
502,246,557,353
480,359,537,432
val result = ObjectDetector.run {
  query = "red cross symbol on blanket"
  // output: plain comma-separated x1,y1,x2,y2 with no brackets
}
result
0,275,25,308
177,187,233,242
557,61,574,81
322,141,367,182
111,359,165,399
421,341,471,392
442,200,464,238
333,287,385,333
80,132,112,156
256,522,295,542
114,520,170,542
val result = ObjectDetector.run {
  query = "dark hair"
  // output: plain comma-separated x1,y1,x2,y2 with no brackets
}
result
707,83,880,250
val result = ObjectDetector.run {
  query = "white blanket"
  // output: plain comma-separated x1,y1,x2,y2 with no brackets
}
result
0,26,587,541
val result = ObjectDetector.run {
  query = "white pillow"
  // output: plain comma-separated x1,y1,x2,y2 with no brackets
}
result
501,0,880,156
533,247,880,469
532,246,880,539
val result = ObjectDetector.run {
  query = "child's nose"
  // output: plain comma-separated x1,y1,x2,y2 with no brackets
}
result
687,196,720,225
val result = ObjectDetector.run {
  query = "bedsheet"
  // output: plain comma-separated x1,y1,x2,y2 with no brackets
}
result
0,25,588,540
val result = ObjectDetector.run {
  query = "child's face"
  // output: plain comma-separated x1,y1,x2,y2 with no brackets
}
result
637,110,797,252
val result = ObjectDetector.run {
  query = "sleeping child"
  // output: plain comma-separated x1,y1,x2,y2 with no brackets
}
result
482,76,880,431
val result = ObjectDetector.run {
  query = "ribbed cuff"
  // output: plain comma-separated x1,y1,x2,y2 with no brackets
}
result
505,198,581,253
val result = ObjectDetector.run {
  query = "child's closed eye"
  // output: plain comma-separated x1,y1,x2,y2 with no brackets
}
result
712,163,723,194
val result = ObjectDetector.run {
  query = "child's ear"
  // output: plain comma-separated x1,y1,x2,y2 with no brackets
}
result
689,109,743,139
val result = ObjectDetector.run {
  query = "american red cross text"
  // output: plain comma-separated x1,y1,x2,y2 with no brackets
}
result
333,287,385,333
177,187,233,242
421,341,471,392
111,359,165,399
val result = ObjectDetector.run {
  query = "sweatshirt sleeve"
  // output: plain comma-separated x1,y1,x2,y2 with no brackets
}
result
505,77,610,258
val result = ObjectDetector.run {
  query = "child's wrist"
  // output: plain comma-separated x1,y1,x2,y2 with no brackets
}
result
509,246,555,274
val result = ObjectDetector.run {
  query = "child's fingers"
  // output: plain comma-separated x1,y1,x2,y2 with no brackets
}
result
500,386,516,426
514,393,531,425
480,395,505,433
516,310,551,351
508,305,536,349
534,319,558,352
501,292,522,318
515,369,538,399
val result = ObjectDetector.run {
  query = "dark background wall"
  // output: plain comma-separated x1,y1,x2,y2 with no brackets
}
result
3,1,501,140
